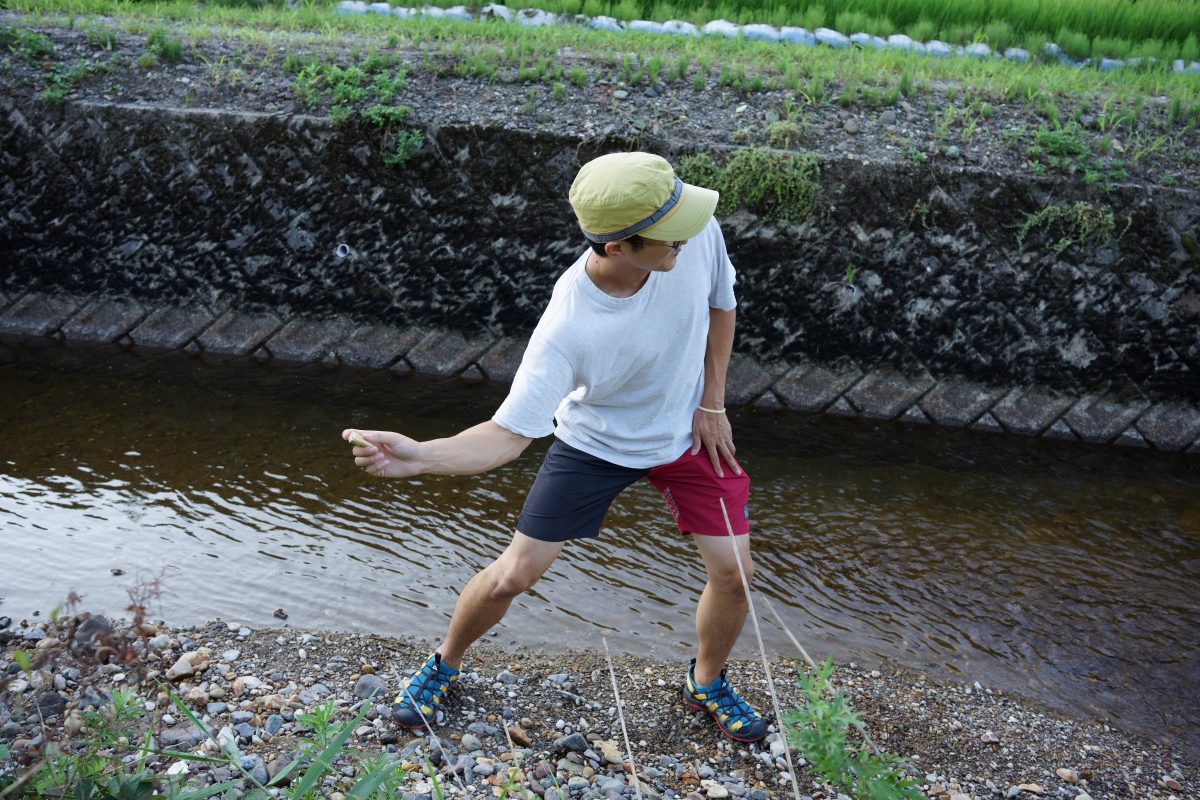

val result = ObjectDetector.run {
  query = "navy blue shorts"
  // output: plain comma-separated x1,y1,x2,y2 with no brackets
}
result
517,438,751,543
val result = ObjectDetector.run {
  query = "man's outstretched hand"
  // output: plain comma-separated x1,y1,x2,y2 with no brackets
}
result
342,429,427,478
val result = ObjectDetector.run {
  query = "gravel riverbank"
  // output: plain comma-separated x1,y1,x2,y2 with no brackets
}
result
1,615,1193,799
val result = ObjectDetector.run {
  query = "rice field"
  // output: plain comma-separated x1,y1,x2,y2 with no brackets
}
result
416,0,1198,61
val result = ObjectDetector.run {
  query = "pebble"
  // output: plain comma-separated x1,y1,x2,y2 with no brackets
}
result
164,656,195,680
507,724,532,747
353,674,387,700
1,615,1187,800
612,90,629,100
843,118,860,134
981,731,1000,743
240,755,268,784
1056,769,1079,783
553,732,589,753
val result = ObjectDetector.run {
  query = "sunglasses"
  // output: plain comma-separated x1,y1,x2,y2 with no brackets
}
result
641,237,684,252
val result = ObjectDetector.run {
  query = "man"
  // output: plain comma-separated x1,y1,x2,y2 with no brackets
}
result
344,151,766,742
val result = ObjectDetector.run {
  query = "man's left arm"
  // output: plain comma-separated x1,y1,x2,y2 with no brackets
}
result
690,306,740,478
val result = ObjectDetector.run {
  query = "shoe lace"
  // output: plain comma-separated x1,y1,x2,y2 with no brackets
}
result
705,673,757,721
404,657,452,705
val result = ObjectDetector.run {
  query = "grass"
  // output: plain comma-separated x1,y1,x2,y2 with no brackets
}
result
6,0,1200,108
147,25,183,63
38,53,117,101
2,0,1196,189
2,665,407,800
1,23,55,61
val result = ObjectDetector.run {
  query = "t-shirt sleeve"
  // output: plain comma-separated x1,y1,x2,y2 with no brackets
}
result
707,220,738,311
492,335,576,439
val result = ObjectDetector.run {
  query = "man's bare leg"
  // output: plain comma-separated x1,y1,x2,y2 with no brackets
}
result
437,531,564,667
691,532,753,685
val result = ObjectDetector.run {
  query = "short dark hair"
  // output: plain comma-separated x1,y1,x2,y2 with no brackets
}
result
588,235,646,257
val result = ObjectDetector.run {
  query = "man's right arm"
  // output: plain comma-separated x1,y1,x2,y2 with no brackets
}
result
343,421,532,478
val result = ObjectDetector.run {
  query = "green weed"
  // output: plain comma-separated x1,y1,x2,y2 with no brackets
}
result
85,27,117,50
766,119,803,148
147,26,182,64
282,52,314,75
372,69,407,101
1017,201,1118,253
41,55,114,102
678,147,820,225
784,660,923,800
2,24,54,62
385,129,424,167
295,699,342,754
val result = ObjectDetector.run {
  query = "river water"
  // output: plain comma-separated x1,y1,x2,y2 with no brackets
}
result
1,339,1197,752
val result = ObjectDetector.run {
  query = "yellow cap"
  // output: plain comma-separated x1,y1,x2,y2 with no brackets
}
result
569,152,719,243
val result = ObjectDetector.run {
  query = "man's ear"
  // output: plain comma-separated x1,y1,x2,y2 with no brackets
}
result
603,240,625,259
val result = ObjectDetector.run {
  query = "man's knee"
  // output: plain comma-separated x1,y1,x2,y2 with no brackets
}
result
707,555,754,594
487,559,547,600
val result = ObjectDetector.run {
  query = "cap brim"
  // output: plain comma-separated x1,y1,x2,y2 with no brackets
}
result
639,182,718,241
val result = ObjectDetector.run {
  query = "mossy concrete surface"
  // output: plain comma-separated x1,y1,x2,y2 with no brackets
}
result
1,96,1198,453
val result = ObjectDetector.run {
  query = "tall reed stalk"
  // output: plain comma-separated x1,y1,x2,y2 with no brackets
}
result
717,497,802,800
602,636,644,800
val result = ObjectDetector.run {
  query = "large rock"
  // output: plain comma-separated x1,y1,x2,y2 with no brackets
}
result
353,674,387,700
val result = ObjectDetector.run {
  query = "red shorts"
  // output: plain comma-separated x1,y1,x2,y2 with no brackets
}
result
517,438,751,542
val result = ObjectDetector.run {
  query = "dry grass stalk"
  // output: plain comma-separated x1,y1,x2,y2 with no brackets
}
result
602,636,644,799
396,679,471,796
717,497,802,800
761,594,892,762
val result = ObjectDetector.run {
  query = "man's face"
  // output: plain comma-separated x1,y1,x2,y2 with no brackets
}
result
627,237,686,272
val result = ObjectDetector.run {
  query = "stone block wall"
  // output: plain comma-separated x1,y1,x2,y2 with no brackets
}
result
1,96,1198,453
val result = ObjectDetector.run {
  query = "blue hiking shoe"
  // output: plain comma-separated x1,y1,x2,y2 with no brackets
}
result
392,652,460,729
683,659,769,742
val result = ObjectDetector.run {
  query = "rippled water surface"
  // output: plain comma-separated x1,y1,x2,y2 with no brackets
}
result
1,340,1197,752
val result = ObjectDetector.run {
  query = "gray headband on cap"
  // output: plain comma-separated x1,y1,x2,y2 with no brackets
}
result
580,178,683,243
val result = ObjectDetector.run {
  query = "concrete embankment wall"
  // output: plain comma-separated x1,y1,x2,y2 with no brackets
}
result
2,97,1199,453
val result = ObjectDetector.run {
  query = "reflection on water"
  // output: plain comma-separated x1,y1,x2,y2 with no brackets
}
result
1,338,1197,753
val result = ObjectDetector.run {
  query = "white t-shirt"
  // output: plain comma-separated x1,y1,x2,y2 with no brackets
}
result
493,217,737,469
